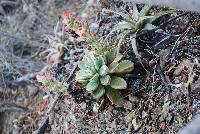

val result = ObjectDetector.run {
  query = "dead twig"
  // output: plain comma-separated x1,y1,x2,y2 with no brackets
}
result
134,12,189,39
152,12,189,32
152,35,171,50
36,117,49,134
11,65,48,87
36,93,59,134
47,94,59,114
155,64,170,91
169,27,193,57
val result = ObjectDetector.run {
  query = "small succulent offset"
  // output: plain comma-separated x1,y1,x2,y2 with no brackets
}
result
105,4,175,53
36,73,68,94
75,48,134,106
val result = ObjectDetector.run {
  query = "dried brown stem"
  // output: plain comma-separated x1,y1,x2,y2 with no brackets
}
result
36,93,59,134
11,65,48,86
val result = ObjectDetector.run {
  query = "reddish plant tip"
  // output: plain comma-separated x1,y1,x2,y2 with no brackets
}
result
64,26,70,31
62,19,70,25
84,43,89,48
93,32,97,37
44,72,50,77
75,29,86,37
35,72,41,76
61,11,73,19
40,84,45,88
88,32,97,37
61,11,68,18
74,17,80,23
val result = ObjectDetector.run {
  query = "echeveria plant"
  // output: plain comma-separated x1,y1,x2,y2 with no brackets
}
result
75,48,134,106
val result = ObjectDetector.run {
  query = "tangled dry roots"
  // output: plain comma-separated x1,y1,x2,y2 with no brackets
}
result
0,47,40,89
0,0,20,15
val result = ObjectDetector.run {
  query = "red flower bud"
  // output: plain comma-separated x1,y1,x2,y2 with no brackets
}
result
61,11,68,18
61,11,73,19
93,32,97,36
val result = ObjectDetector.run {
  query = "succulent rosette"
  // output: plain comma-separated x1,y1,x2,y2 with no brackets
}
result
75,49,134,106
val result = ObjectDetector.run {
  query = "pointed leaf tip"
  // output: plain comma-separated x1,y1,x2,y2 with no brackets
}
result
99,65,109,76
114,60,134,73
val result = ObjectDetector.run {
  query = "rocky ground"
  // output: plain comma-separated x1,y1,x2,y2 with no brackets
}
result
0,0,200,134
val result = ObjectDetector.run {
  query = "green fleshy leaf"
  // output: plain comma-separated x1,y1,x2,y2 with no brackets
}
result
89,73,99,82
51,82,67,93
43,79,51,87
94,57,102,70
106,87,124,106
120,67,134,73
75,70,93,81
84,52,97,72
110,76,127,89
101,55,107,65
105,21,132,42
100,75,111,86
139,5,151,17
78,61,95,74
108,62,119,73
39,76,68,94
131,36,140,59
114,60,134,73
99,65,109,76
94,56,106,70
135,16,156,30
85,33,98,45
77,79,88,84
109,10,132,21
113,21,132,30
86,81,99,91
78,61,87,70
92,85,105,100
81,63,96,74
113,53,123,63
143,23,156,30
136,9,175,31
117,29,135,52
90,52,100,70
130,4,139,21
73,23,79,29
105,48,117,64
